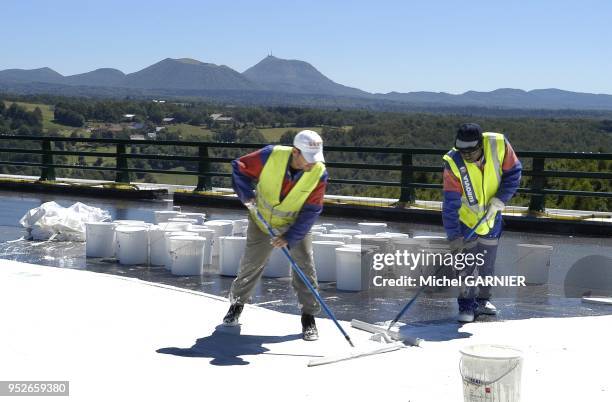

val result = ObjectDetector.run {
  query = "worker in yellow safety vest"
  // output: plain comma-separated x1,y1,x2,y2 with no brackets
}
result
442,123,522,322
222,130,327,341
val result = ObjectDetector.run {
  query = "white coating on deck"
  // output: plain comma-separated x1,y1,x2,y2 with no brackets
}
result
0,259,610,401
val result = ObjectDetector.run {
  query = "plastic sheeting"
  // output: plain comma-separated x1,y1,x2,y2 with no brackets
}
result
19,201,111,242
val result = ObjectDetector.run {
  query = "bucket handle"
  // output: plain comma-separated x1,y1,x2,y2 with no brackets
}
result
459,358,520,386
169,242,205,259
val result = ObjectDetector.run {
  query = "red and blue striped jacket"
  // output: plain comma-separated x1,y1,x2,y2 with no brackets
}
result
442,137,522,240
232,145,328,246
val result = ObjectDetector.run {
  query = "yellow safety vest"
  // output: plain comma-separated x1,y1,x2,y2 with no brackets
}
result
442,132,506,236
252,145,325,234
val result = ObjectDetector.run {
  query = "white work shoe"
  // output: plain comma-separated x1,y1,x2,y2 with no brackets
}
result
476,300,498,315
457,310,475,323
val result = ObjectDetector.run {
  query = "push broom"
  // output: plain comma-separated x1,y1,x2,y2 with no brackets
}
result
247,204,408,366
352,213,493,339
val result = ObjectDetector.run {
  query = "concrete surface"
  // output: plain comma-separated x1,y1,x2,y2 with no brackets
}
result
1,259,611,401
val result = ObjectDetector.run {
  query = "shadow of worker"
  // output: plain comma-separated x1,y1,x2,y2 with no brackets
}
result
157,325,303,366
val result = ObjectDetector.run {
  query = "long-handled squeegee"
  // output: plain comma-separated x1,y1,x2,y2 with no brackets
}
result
350,213,493,344
247,204,409,367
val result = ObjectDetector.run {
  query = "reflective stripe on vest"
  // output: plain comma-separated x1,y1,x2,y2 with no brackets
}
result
443,132,506,236
252,145,325,234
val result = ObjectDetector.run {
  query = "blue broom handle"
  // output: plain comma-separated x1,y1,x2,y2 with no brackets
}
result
250,207,355,347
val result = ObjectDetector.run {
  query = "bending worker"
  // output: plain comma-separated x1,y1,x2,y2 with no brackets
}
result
222,130,327,341
442,123,522,323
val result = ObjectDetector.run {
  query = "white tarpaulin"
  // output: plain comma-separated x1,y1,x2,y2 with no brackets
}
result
19,201,111,242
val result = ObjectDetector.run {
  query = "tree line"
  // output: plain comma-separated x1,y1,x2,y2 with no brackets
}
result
0,94,610,211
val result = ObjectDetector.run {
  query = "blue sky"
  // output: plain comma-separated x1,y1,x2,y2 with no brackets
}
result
4,0,612,94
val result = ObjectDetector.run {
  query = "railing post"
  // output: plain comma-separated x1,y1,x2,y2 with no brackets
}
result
39,138,56,181
195,145,212,191
398,152,415,205
115,143,130,183
528,157,546,213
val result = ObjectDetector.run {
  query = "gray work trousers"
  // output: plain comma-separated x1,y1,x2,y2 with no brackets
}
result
457,237,499,311
228,216,321,315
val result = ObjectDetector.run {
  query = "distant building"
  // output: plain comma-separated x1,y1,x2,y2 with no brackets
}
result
210,113,234,124
123,114,136,121
155,126,165,132
104,123,124,133
162,117,175,124
130,122,145,130
146,132,157,139
129,134,145,141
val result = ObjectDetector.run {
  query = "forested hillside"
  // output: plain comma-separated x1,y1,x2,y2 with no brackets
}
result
1,95,609,211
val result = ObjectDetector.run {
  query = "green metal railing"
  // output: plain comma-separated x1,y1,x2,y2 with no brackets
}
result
0,135,610,213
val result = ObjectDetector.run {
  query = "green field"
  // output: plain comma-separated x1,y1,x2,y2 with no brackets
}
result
259,126,321,141
2,101,342,143
2,100,85,135
164,123,214,139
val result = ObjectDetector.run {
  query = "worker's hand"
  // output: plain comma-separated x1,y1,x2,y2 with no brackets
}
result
270,236,288,248
484,197,505,221
448,237,465,254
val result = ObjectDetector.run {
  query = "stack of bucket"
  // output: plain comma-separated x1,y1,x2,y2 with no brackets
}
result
87,215,452,293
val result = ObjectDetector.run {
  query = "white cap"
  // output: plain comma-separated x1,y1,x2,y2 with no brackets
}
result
293,130,324,163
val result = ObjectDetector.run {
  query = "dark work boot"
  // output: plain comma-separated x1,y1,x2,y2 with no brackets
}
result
222,303,244,327
301,313,319,341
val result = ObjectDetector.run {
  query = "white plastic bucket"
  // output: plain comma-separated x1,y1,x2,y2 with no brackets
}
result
157,221,191,231
153,210,179,224
413,235,450,278
311,225,327,234
204,219,234,233
310,231,325,238
516,244,553,285
330,228,362,236
343,244,362,250
389,237,421,277
315,233,353,243
358,222,388,234
168,235,206,276
85,222,116,258
232,219,249,236
320,223,336,231
413,235,448,243
187,227,215,265
376,232,410,239
313,241,345,282
263,247,290,278
168,217,198,225
115,226,149,265
336,247,369,291
460,344,523,402
164,230,196,269
148,226,169,266
219,236,247,276
113,219,147,226
353,234,390,253
180,212,207,225
203,220,235,256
